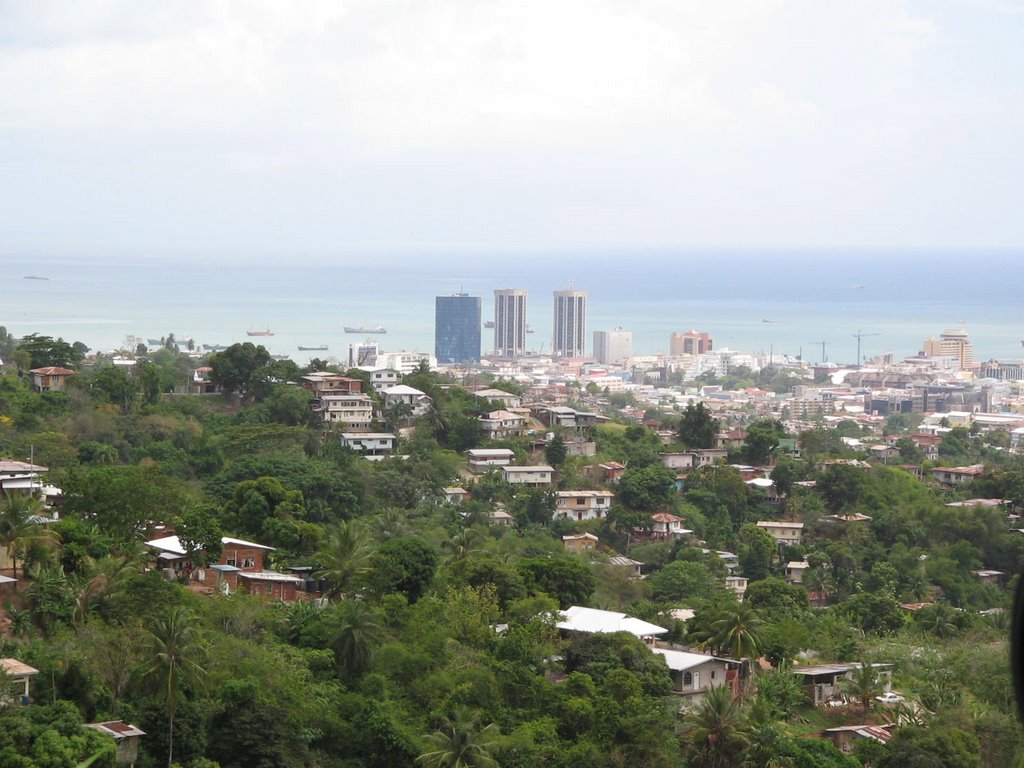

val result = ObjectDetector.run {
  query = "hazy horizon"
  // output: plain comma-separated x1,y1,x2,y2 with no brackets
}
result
2,2,1024,257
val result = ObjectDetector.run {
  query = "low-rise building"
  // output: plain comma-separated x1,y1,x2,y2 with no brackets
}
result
365,368,402,389
466,448,516,473
300,373,364,397
786,561,810,584
792,663,893,707
503,465,554,486
380,384,432,416
755,520,804,549
725,575,748,598
652,648,741,707
312,394,374,429
563,532,599,552
554,490,615,521
340,432,396,455
443,487,469,504
0,658,38,705
84,721,146,766
472,388,523,409
933,465,985,486
479,409,527,439
556,605,668,642
648,512,693,539
30,366,75,392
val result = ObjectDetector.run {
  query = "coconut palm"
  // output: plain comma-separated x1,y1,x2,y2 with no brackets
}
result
801,567,835,604
685,684,749,768
442,528,484,563
0,492,60,578
371,507,410,541
384,401,415,430
314,520,374,599
417,706,501,768
139,606,208,768
69,555,137,623
920,603,958,639
840,662,883,714
333,600,384,681
755,664,807,721
709,604,763,661
742,699,795,768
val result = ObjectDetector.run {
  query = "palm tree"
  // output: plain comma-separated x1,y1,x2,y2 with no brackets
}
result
314,520,374,599
710,604,763,661
801,567,835,604
139,606,208,768
685,684,749,768
921,603,958,639
442,528,483,563
371,507,409,541
0,492,60,578
384,401,415,430
69,555,137,623
333,599,384,681
742,699,794,768
840,662,882,714
417,706,500,768
755,664,807,721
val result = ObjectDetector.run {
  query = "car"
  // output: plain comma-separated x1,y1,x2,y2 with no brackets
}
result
876,692,905,704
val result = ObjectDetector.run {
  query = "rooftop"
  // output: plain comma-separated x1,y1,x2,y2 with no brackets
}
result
557,606,668,638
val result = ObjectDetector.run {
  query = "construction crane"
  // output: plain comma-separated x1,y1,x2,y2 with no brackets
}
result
809,340,829,364
852,330,881,368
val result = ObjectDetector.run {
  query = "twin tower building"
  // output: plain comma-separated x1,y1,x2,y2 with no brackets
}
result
436,288,597,364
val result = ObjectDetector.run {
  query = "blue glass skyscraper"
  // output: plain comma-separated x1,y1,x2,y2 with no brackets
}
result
435,293,481,364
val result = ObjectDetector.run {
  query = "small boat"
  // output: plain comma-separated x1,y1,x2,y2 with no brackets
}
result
526,324,535,334
298,345,329,351
147,339,163,346
344,324,386,334
271,354,290,361
203,344,229,352
483,320,495,329
23,275,49,280
247,328,274,336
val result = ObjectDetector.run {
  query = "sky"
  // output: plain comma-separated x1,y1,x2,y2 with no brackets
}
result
1,0,1022,260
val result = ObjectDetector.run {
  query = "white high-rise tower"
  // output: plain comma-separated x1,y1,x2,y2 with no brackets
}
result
553,288,587,358
494,289,527,357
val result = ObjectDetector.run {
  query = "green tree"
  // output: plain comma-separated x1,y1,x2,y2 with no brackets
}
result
369,537,438,602
517,555,596,608
140,606,208,768
840,662,882,713
0,492,61,578
175,506,223,567
90,365,137,412
818,464,870,513
417,707,500,768
617,463,677,511
744,577,808,617
876,726,981,768
314,520,374,599
738,524,777,581
333,599,384,681
685,683,748,768
678,402,719,449
18,333,87,369
649,559,722,603
208,342,271,396
710,604,763,660
743,420,785,465
543,435,568,468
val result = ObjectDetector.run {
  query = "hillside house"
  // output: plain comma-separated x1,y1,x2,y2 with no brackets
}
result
340,432,396,455
300,373,364,397
556,605,668,642
466,448,515,473
503,465,554,486
479,410,527,439
472,388,523,409
85,721,146,766
755,520,804,549
380,384,433,416
933,465,985,486
0,658,38,705
652,648,742,708
563,532,599,552
30,367,75,392
311,394,374,429
792,663,893,707
554,490,615,521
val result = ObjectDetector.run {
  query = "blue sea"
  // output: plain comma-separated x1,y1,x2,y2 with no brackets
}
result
1,249,1021,367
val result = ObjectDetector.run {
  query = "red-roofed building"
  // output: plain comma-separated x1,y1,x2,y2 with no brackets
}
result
30,367,75,392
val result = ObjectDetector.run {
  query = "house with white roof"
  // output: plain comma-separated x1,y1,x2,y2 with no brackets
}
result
479,410,527,440
466,448,516,473
651,647,742,707
340,432,397,455
556,605,668,642
381,384,433,416
0,658,39,705
472,388,523,409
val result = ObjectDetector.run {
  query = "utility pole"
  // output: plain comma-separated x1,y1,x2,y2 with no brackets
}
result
852,330,881,369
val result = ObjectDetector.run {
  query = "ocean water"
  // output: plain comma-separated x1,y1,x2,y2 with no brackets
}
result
1,249,1021,367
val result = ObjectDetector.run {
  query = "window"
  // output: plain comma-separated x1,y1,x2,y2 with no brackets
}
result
242,557,256,568
226,557,237,567
577,497,586,505
683,672,692,686
710,671,716,680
